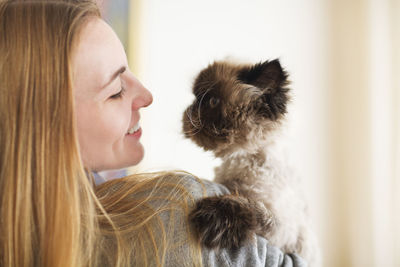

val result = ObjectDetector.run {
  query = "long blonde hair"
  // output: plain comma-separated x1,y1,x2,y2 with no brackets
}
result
0,1,201,266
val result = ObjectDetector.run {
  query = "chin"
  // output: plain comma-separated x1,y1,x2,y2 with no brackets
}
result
126,144,145,167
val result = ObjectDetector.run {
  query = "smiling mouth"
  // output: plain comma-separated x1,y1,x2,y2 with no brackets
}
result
127,122,140,135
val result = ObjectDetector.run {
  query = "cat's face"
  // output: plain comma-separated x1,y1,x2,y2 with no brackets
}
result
182,59,290,157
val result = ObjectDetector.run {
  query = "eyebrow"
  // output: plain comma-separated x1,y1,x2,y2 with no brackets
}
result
101,66,126,90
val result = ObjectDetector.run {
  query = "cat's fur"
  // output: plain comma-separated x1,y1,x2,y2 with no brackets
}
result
182,59,320,266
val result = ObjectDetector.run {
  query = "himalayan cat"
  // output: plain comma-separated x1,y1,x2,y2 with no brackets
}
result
182,59,319,266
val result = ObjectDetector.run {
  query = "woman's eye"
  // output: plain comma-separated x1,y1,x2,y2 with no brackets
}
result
110,87,125,99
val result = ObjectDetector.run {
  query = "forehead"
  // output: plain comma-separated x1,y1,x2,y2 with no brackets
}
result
73,18,127,94
193,63,241,99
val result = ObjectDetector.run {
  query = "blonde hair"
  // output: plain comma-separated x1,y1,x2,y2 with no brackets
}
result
0,1,201,266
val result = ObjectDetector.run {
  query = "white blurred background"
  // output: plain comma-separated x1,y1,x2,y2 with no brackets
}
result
101,0,400,266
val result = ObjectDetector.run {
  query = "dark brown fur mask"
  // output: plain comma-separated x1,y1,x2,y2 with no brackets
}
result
182,59,290,157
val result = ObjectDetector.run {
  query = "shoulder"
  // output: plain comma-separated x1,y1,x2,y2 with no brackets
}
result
175,172,231,199
94,171,229,198
95,172,307,267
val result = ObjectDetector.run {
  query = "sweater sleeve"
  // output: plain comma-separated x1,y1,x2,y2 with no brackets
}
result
202,237,307,267
180,175,308,267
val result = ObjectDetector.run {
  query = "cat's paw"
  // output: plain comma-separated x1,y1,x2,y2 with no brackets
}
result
189,194,258,250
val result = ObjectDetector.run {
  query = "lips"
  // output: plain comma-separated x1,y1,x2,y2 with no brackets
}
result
127,121,140,135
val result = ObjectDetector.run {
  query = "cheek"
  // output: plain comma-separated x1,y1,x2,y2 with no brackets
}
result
94,107,129,146
76,102,130,154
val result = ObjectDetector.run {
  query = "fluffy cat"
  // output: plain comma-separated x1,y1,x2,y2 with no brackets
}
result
182,59,320,266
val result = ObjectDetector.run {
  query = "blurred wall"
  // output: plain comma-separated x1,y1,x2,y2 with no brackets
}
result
126,0,399,266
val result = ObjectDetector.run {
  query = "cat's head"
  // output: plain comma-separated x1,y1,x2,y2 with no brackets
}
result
182,59,290,157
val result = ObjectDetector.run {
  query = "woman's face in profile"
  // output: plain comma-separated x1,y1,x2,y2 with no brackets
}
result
73,18,152,171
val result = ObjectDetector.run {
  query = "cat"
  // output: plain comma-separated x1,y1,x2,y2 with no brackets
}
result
182,59,320,266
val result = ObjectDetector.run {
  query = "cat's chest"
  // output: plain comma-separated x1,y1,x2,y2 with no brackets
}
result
215,154,288,185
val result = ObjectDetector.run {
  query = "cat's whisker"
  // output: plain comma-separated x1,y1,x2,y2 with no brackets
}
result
183,108,204,137
197,86,214,128
185,108,197,128
182,122,202,136
212,123,219,134
193,81,215,97
185,107,202,129
183,128,201,137
184,80,221,137
183,125,201,137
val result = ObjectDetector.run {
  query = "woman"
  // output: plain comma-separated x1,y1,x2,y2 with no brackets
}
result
0,0,307,266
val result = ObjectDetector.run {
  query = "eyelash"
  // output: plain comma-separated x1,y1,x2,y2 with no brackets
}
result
110,87,126,99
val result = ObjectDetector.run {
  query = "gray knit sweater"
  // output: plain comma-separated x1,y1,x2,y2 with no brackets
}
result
95,174,307,267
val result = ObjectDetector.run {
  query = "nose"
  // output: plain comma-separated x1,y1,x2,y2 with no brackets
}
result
129,75,153,110
133,84,153,110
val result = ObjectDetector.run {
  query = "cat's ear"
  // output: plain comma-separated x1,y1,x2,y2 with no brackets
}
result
239,59,290,121
237,59,288,91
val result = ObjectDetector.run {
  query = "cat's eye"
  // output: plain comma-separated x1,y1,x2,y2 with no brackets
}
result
209,97,220,108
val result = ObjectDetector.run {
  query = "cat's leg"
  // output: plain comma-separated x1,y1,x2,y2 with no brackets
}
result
189,194,257,249
189,194,275,250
